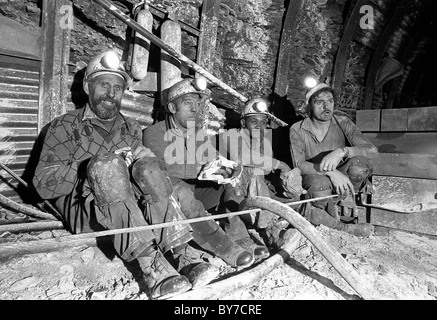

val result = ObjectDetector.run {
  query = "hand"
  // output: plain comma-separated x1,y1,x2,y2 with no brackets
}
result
276,161,291,173
320,148,346,172
325,169,355,196
132,145,155,161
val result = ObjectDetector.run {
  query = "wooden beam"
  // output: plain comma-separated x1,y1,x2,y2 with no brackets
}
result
331,0,370,91
364,132,437,155
273,0,303,97
381,108,408,131
383,107,437,131
38,0,72,131
362,3,407,110
0,16,41,60
196,0,221,72
370,153,437,179
370,208,437,236
147,4,201,37
356,109,381,131
408,107,437,131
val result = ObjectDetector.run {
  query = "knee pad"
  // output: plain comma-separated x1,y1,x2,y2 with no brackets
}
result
132,157,173,203
347,165,371,190
303,174,332,195
87,153,133,206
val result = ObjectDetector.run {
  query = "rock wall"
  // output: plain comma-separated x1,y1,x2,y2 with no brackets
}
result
0,0,41,31
287,0,346,115
0,0,348,115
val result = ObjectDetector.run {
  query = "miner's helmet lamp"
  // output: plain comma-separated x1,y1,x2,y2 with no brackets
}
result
241,97,287,128
84,50,130,84
166,77,209,106
242,97,270,118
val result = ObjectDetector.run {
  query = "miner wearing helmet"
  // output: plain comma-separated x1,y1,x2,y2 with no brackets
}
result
289,82,379,237
221,97,306,250
143,77,263,265
33,51,228,299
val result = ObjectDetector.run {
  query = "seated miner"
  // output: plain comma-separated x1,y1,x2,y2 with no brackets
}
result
143,77,267,261
289,83,378,237
32,50,242,300
220,97,307,249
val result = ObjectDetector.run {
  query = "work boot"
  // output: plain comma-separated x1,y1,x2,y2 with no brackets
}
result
172,244,220,289
190,219,254,269
306,205,373,237
137,249,192,299
235,237,270,261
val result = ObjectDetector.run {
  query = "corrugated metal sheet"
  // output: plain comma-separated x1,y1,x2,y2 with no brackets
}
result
0,54,40,207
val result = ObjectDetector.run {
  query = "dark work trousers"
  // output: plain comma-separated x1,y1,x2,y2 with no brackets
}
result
55,154,192,262
179,179,251,242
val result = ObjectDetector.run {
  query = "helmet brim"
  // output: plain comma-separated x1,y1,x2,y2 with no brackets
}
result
166,92,210,105
243,112,288,127
86,70,130,83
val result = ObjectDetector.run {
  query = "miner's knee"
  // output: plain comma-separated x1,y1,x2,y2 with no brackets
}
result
87,153,133,205
132,156,173,202
302,174,332,196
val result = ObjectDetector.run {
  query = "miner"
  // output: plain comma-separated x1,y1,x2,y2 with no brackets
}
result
289,83,378,236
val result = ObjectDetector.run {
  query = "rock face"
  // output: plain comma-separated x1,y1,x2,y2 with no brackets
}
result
3,1,433,121
0,0,347,116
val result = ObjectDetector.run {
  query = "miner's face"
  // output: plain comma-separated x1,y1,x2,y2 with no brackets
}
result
310,91,335,122
168,93,202,130
243,114,268,139
87,74,126,120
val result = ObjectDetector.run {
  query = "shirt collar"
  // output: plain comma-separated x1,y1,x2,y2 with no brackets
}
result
82,104,124,129
301,116,336,131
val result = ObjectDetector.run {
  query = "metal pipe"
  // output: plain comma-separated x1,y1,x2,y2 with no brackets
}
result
0,193,58,221
0,220,64,234
285,194,339,207
92,0,248,102
0,162,62,219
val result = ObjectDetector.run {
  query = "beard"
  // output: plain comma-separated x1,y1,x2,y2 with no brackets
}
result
89,95,121,120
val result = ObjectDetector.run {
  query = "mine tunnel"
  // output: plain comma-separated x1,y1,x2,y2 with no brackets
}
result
0,0,436,301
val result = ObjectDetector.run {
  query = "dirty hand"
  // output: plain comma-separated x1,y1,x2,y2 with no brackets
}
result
276,161,292,173
324,169,355,196
214,166,233,178
214,163,242,179
132,145,156,161
320,148,346,172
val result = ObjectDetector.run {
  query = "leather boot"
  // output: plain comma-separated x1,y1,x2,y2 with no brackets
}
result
235,237,270,261
172,182,254,269
172,243,220,289
306,205,373,237
137,249,192,299
223,216,269,261
191,219,254,269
